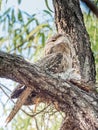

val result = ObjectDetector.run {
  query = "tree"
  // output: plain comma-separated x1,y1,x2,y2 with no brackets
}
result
0,0,98,130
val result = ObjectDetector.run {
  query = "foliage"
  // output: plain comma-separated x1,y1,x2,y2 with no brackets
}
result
10,104,63,130
0,0,54,60
84,14,98,80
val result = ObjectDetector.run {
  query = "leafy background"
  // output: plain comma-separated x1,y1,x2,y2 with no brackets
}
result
0,0,98,130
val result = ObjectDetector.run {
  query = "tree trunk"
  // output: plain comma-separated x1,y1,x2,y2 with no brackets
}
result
52,0,97,129
53,0,96,83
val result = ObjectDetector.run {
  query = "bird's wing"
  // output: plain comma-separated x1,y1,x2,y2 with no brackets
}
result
36,52,64,73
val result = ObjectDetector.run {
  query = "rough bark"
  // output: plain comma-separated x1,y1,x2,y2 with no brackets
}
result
52,0,97,129
53,0,96,83
0,51,98,130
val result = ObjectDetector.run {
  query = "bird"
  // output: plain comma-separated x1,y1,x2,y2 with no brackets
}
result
43,33,72,72
11,33,72,105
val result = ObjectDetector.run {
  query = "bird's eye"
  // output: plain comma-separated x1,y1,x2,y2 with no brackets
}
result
52,39,56,42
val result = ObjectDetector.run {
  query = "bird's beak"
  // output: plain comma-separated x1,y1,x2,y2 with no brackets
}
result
54,41,62,45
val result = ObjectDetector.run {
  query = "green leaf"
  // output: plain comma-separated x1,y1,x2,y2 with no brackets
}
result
0,8,11,18
18,0,22,5
18,9,23,22
45,0,53,12
40,33,45,46
27,23,50,40
43,10,53,17
25,17,39,27
11,9,16,23
0,0,2,10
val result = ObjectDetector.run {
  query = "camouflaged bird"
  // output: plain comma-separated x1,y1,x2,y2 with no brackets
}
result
11,34,72,105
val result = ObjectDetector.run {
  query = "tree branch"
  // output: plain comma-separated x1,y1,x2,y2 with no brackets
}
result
81,0,98,18
0,51,98,127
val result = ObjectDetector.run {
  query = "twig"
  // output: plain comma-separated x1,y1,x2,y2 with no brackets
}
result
25,104,51,117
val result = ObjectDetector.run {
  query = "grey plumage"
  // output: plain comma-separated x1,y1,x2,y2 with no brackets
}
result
11,34,72,105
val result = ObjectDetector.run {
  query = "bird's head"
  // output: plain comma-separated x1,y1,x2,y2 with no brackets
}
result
44,34,71,55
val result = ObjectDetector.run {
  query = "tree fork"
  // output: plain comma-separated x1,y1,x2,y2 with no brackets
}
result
53,0,97,129
53,0,96,83
0,51,98,129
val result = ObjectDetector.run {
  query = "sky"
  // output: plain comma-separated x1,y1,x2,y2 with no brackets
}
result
1,0,53,14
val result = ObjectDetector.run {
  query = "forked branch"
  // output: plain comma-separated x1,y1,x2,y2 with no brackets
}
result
0,51,98,128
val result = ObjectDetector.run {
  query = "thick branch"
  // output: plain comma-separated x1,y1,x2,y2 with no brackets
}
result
0,51,98,129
